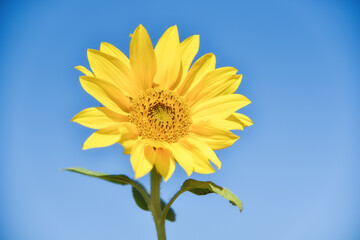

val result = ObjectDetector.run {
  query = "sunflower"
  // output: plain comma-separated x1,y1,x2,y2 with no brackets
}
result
72,25,252,180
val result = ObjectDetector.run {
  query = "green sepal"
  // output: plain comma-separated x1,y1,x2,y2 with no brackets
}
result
132,187,176,222
181,179,243,212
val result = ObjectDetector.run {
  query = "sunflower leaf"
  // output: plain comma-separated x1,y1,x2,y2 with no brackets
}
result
132,187,176,222
161,179,242,223
64,167,135,185
64,167,175,221
180,179,243,212
132,187,149,211
64,167,150,211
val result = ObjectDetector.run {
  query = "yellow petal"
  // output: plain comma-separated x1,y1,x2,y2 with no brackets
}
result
227,113,253,127
179,35,199,82
72,107,128,129
75,66,94,76
169,142,194,176
222,74,242,95
121,138,138,155
168,63,183,91
117,122,139,155
189,123,239,150
176,53,216,96
191,94,251,120
193,156,216,174
194,118,244,131
79,76,130,115
130,141,154,179
83,125,122,150
185,67,240,106
154,148,175,181
87,49,137,97
118,123,139,142
181,140,215,174
100,42,130,68
183,135,221,169
153,25,181,89
129,24,157,90
144,145,157,164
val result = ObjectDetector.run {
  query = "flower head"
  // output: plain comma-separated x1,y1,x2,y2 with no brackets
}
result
72,25,252,180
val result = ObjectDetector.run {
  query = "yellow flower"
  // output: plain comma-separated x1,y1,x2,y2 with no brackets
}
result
72,25,252,180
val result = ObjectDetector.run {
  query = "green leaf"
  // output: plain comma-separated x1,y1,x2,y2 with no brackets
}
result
64,167,134,185
132,187,149,211
181,179,243,212
64,167,176,221
132,187,176,222
64,167,150,210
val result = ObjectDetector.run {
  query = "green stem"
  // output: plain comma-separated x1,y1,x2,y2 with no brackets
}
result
161,189,183,224
150,168,166,240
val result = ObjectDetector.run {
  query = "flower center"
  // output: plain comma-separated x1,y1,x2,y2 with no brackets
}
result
129,88,191,143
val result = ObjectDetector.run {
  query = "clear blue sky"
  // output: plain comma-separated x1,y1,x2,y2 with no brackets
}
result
1,0,359,239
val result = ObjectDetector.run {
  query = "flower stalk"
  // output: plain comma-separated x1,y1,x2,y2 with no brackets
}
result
150,168,166,240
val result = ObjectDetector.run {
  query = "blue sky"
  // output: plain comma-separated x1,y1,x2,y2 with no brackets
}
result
0,0,359,239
